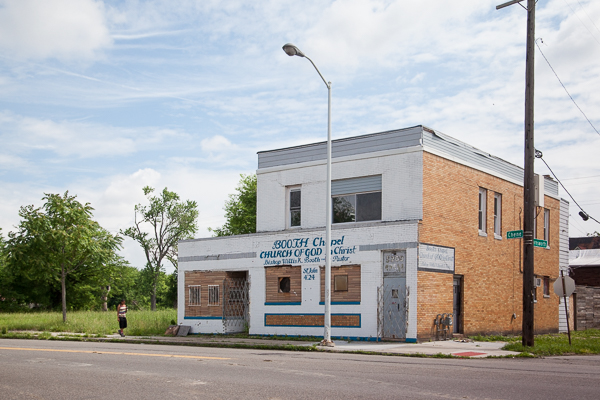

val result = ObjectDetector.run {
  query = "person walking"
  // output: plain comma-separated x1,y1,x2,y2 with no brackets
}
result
117,299,127,337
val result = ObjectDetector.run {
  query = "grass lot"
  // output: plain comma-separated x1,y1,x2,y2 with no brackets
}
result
0,310,176,336
471,329,600,356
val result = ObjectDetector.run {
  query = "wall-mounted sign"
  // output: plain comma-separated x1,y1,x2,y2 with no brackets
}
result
260,236,356,266
418,243,455,273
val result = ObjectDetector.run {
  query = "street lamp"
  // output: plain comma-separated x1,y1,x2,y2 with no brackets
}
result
282,43,334,346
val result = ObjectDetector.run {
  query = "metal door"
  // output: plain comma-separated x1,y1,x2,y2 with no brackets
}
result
382,277,406,339
380,251,407,339
222,278,249,333
453,277,462,334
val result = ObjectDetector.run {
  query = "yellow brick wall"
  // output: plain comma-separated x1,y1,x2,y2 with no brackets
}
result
419,151,560,338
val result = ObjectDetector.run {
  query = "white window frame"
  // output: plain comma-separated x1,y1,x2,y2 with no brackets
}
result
207,285,220,306
544,208,550,247
478,188,487,236
188,285,201,306
494,193,502,239
287,186,301,229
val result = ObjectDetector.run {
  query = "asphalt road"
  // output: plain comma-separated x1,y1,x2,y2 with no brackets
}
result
1,338,599,399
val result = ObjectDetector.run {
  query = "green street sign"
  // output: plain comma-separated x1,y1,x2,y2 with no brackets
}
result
507,230,523,239
534,239,548,248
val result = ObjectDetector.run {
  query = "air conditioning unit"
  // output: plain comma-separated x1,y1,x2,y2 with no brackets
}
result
535,277,542,287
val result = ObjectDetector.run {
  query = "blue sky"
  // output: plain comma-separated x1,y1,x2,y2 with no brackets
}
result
1,0,599,271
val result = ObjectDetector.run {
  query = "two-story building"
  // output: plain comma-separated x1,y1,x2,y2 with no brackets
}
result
178,125,568,341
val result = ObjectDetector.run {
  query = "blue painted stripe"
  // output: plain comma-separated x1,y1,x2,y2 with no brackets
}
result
318,301,361,305
264,302,302,306
405,338,417,343
183,316,223,320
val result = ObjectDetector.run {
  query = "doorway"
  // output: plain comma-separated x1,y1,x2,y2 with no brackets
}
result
380,251,407,339
453,276,462,334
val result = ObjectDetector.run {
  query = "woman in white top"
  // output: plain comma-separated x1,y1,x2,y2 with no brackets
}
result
117,299,127,337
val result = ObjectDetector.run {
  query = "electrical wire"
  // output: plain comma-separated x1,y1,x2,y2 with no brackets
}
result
562,0,600,46
574,0,600,36
535,39,600,137
535,149,600,225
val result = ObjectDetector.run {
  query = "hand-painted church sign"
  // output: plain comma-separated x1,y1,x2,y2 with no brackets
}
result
260,236,356,266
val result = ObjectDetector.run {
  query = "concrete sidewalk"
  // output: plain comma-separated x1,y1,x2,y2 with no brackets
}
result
99,333,520,358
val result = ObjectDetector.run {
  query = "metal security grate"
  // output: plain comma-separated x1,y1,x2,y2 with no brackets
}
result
222,278,249,333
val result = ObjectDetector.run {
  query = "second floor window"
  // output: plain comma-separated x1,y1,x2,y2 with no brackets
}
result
544,208,550,244
494,193,502,238
289,188,301,227
478,188,487,234
333,192,382,223
332,175,382,224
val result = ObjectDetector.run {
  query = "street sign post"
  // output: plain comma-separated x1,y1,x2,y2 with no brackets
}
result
553,274,575,297
533,239,547,248
507,230,523,239
553,272,575,345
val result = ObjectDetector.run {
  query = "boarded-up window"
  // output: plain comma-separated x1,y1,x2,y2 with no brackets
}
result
189,285,201,306
334,275,348,292
208,285,220,306
321,265,361,303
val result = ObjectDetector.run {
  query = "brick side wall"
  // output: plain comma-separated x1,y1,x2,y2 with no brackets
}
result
420,152,560,338
319,265,361,303
417,271,454,338
184,270,227,318
265,265,302,303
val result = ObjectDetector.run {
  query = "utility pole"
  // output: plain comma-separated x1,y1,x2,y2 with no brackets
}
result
496,0,536,347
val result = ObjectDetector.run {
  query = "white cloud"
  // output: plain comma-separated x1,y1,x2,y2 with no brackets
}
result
201,135,233,153
0,0,112,61
0,111,185,159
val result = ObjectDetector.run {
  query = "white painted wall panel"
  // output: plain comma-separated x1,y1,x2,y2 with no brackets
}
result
257,149,423,232
178,222,420,340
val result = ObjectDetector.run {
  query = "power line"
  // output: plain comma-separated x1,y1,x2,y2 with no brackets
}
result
535,149,600,225
535,39,600,137
562,0,600,46
562,174,600,181
575,0,600,37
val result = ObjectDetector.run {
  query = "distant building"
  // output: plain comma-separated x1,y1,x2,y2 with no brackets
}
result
569,249,600,330
178,126,568,341
569,236,600,250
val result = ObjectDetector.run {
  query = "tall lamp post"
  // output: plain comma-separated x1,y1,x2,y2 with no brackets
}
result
282,43,334,346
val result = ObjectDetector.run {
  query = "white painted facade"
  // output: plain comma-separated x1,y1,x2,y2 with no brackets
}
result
178,222,419,340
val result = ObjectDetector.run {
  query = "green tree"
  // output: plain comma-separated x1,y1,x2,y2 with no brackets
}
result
121,187,198,310
209,174,256,236
5,192,122,321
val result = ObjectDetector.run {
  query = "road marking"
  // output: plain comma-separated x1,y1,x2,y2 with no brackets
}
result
0,346,230,360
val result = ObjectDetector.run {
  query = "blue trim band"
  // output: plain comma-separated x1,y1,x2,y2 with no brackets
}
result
319,301,361,305
264,302,302,306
